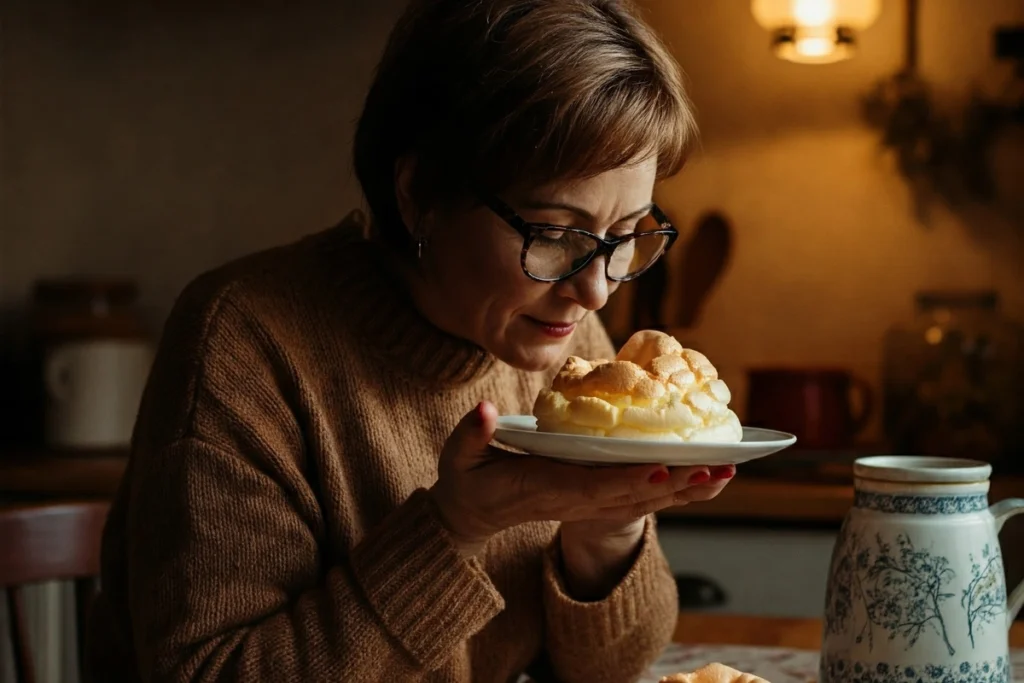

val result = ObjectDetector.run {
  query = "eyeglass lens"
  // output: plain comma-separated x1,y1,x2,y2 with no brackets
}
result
523,213,670,280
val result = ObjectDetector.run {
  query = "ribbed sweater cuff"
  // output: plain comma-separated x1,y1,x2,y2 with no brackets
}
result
350,488,505,669
543,517,674,650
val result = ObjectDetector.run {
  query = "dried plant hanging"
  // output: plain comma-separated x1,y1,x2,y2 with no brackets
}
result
861,0,1024,223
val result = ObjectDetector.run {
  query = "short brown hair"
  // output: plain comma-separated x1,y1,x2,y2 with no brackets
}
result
353,0,697,251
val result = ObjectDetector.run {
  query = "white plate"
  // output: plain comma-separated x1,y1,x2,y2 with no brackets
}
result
493,415,796,466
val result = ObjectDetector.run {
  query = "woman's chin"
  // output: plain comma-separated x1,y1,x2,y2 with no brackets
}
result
498,338,575,373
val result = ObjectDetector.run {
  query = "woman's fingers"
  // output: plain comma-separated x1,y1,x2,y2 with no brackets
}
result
569,464,736,519
482,452,736,524
530,458,712,508
600,465,712,507
575,492,680,521
509,456,728,503
674,473,734,504
709,464,736,481
503,457,653,502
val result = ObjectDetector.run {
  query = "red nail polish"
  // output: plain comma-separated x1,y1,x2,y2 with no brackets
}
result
689,471,710,484
711,465,736,480
648,469,670,484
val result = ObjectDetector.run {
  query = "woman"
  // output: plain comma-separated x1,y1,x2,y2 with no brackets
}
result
89,1,737,681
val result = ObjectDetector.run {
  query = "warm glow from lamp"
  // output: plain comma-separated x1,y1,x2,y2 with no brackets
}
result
793,0,835,27
797,35,835,57
751,0,881,64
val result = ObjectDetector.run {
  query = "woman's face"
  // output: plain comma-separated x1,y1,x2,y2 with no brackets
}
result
405,158,658,372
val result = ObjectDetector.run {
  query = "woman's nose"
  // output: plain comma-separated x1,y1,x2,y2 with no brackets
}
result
558,256,610,311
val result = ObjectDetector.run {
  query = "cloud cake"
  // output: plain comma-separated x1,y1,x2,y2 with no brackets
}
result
660,662,770,683
533,330,742,443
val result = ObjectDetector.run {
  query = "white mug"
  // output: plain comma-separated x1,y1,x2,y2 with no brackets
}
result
44,339,153,449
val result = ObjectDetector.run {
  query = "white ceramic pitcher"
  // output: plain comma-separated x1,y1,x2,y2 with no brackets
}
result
821,456,1024,683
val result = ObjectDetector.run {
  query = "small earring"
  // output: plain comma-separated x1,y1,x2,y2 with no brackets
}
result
416,237,427,260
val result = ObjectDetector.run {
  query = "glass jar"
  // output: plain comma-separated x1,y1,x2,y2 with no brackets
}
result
882,290,1024,470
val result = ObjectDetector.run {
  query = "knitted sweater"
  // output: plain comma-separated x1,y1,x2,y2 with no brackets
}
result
87,214,679,682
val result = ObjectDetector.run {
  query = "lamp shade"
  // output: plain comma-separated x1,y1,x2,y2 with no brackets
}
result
751,0,881,30
751,0,881,63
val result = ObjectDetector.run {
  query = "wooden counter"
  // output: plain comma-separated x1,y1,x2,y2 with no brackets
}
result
660,474,1024,525
674,613,1024,649
1,450,1022,526
0,451,128,498
662,478,856,524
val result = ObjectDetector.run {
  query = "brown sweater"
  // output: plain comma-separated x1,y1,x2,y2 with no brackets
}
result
88,213,679,682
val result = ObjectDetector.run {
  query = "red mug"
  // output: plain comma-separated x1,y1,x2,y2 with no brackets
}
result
745,368,873,450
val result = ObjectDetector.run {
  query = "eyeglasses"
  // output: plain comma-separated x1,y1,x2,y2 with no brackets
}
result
481,194,678,283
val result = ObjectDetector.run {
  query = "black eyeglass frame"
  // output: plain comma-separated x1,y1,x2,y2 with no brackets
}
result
480,194,679,283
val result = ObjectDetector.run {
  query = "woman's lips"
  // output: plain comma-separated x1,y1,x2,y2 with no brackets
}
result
527,317,578,338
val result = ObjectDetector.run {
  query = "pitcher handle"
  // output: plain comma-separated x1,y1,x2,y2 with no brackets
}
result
989,498,1024,624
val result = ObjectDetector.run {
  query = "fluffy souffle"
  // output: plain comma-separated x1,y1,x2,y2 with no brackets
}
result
660,662,770,683
533,330,742,443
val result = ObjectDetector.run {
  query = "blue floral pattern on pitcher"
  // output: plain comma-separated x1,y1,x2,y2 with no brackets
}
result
855,492,989,515
961,545,1007,649
821,456,1024,683
821,655,1010,683
825,528,959,655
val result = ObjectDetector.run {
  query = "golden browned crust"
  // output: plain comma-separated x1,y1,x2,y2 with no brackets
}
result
660,662,770,683
534,330,742,442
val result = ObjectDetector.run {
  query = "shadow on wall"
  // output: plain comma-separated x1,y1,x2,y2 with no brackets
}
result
0,0,412,444
640,0,1024,242
605,0,1024,442
1,0,409,318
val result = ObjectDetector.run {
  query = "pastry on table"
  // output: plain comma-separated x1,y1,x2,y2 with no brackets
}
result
660,662,770,683
533,329,742,443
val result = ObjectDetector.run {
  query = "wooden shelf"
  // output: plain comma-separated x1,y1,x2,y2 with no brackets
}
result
674,613,1024,648
0,450,127,498
659,474,1024,525
659,478,855,524
2,449,1021,527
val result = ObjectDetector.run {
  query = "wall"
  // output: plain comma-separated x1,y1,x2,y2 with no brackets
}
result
5,1,1021,439
1,0,405,322
634,0,1024,436
1,1,1022,674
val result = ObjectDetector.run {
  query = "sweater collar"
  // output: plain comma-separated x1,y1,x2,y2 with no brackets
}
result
325,219,497,388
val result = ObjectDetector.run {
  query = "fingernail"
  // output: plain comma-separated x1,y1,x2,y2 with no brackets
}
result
710,465,736,480
689,470,710,485
648,469,670,484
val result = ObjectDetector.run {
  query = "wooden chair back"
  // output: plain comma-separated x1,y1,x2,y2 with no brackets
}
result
0,501,109,683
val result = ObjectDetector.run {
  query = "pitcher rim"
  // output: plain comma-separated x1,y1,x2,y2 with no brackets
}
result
853,455,992,484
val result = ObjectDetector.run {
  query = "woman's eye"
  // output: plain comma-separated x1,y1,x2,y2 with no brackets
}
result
609,224,640,239
536,229,567,242
611,214,654,239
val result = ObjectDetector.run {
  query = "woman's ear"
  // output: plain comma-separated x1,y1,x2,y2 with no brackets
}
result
394,155,424,242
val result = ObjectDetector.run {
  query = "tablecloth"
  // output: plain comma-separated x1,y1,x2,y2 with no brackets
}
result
519,646,1024,683
637,645,1024,683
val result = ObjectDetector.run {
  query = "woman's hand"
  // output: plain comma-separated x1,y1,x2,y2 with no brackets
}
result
558,465,735,599
428,401,732,562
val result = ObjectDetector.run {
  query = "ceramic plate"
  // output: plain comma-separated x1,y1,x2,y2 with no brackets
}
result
493,416,796,466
